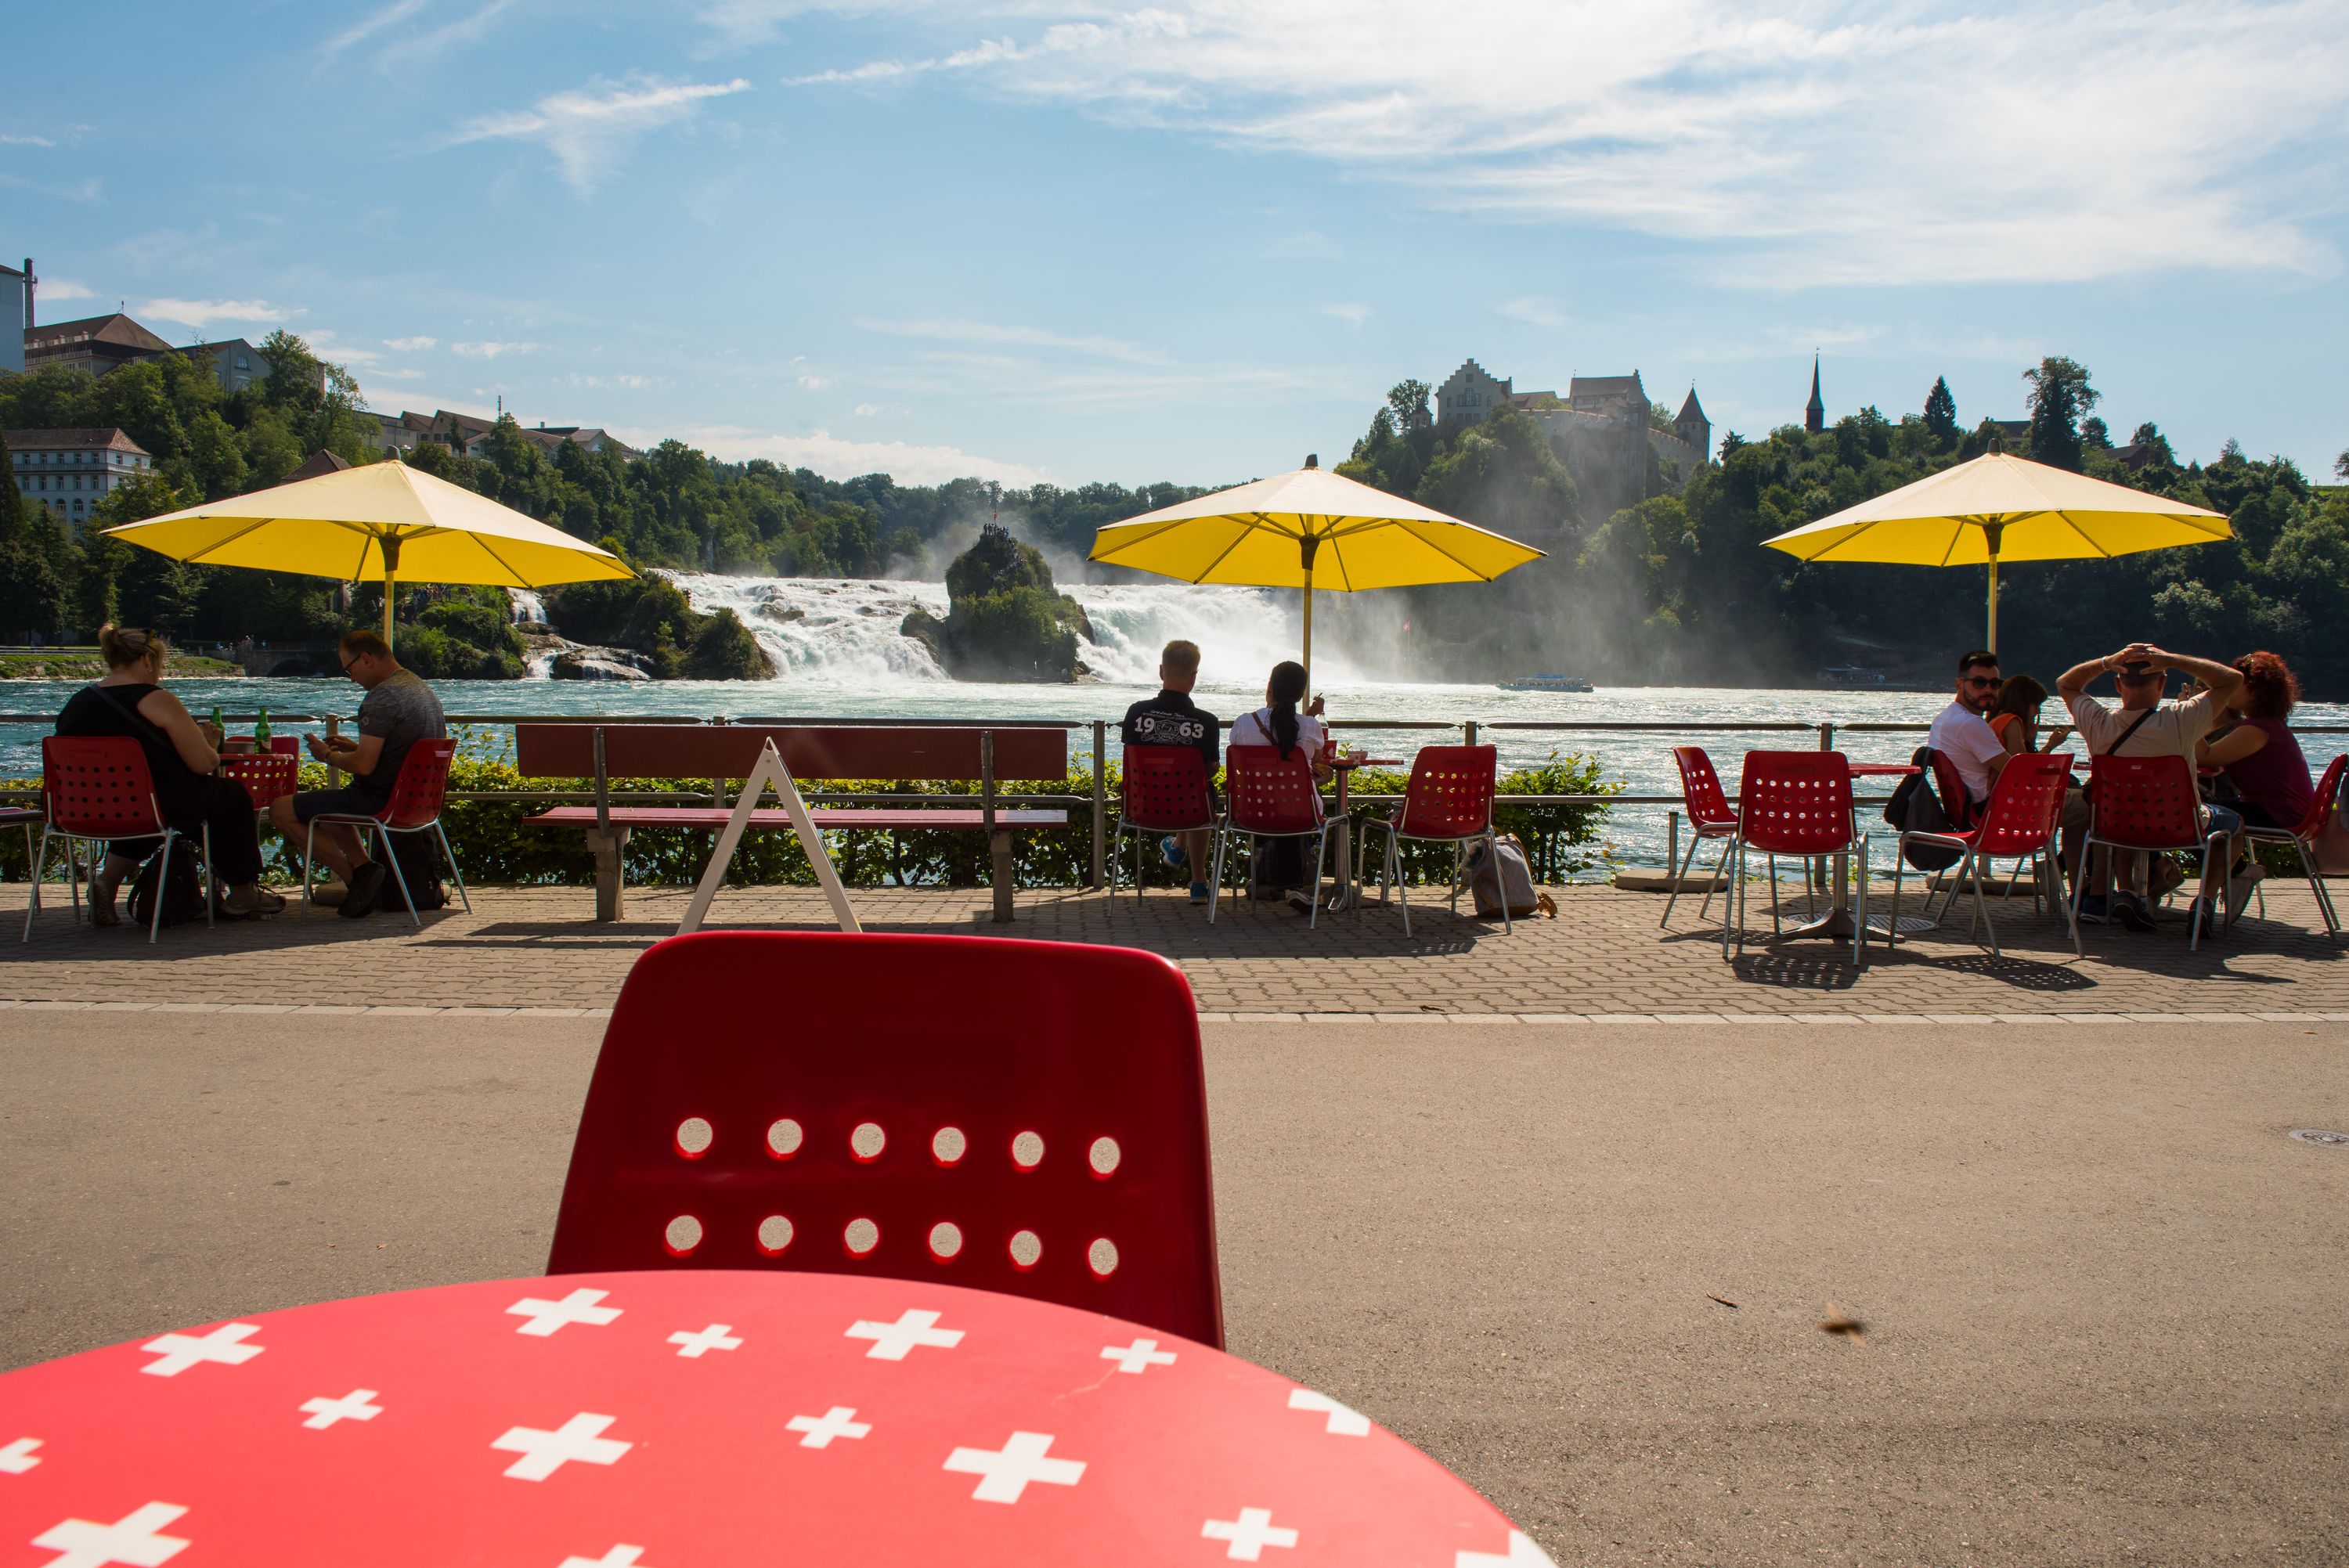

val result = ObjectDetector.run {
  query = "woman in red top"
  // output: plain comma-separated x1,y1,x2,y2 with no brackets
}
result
2196,651,2315,830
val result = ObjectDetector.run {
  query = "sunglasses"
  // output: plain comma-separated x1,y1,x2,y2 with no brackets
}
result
1961,675,2000,688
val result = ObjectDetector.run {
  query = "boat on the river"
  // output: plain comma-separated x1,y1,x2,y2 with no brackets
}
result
1498,674,1594,693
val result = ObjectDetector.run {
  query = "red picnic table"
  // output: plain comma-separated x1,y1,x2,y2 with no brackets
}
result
0,1269,1546,1567
1777,762,1921,943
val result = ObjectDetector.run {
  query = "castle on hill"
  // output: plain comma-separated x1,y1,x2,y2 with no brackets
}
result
1436,358,1711,527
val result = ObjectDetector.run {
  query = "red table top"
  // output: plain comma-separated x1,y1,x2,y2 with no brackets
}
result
0,1270,1543,1567
1846,764,1921,778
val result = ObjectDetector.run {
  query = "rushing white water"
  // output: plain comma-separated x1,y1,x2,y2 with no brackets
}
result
664,571,1351,688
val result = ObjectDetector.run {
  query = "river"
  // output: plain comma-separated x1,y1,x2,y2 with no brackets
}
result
5,571,2341,874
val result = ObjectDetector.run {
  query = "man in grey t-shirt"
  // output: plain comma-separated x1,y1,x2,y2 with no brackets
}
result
268,629,447,917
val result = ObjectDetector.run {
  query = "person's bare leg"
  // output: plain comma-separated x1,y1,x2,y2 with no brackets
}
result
89,852,139,927
1181,830,1211,880
269,798,367,881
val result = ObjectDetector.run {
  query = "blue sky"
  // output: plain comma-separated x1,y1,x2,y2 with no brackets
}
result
5,1,2344,487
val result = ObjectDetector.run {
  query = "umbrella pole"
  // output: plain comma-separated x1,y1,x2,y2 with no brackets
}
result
1984,524,2002,656
1301,569,1313,701
380,533,402,654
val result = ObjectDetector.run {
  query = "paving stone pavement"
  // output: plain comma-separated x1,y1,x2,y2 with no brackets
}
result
5,876,2345,1019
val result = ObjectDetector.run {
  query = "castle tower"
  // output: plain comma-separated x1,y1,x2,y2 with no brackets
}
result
1675,386,1710,463
1805,355,1824,434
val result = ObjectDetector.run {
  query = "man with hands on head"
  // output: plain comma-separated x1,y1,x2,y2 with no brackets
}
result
2055,641,2245,936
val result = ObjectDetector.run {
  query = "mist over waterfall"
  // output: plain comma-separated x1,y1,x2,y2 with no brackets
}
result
668,571,1366,687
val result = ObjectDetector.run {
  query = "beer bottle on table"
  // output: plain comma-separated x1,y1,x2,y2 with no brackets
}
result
254,708,271,748
210,705,225,737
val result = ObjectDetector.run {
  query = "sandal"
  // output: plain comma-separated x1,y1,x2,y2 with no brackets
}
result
88,866,121,928
219,888,288,918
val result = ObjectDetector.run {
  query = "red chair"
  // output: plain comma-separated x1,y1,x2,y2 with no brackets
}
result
219,754,299,815
2239,752,2345,937
1724,751,1868,964
1885,752,2075,957
1660,745,1738,931
1208,744,1331,927
300,738,469,926
1360,744,1505,936
269,735,299,756
2075,754,2228,952
23,736,215,945
546,930,1224,1346
1110,744,1218,909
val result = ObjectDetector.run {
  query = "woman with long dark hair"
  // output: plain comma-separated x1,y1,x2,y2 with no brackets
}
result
1225,661,1332,904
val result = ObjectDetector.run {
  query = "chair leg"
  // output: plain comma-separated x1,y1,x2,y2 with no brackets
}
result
1307,827,1328,930
1970,849,1999,958
380,827,420,927
149,831,175,944
435,821,471,912
1661,827,1704,929
202,824,216,928
1206,828,1226,924
21,826,54,943
1888,843,1906,949
302,820,318,907
1492,834,1512,934
1395,834,1413,938
1853,838,1869,966
1697,836,1731,924
1766,852,1783,936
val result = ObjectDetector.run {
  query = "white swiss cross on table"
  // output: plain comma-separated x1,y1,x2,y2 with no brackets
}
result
1286,1388,1371,1436
1101,1338,1178,1374
942,1432,1085,1503
560,1547,649,1568
1,1436,41,1473
845,1308,962,1361
667,1324,742,1358
31,1501,190,1568
1202,1506,1299,1561
298,1390,383,1429
786,1407,871,1448
492,1413,633,1480
507,1289,622,1337
1456,1530,1558,1567
138,1324,263,1378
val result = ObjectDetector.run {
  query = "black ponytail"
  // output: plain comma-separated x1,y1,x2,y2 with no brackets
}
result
1265,661,1307,760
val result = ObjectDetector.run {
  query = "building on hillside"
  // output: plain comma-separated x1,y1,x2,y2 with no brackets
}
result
370,410,430,456
0,258,27,374
1434,358,1712,529
7,427,156,531
1805,355,1825,434
184,337,273,395
520,423,641,461
23,312,177,377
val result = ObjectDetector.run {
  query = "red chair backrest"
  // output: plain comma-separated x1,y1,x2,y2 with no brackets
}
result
1398,744,1498,838
1735,751,1856,855
377,738,456,827
1223,744,1322,834
1927,749,1976,831
1671,745,1735,830
2292,752,2347,840
41,736,164,838
1972,752,2075,857
269,735,299,755
547,932,1224,1346
1119,744,1214,831
221,754,299,812
2087,754,2207,849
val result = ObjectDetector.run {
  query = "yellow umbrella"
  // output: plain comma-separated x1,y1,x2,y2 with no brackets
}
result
1762,452,2230,653
102,457,633,650
1088,456,1544,691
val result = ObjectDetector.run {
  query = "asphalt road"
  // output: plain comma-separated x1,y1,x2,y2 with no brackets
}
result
5,1012,2344,1566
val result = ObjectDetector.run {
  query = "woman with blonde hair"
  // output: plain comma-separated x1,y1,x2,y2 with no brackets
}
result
52,625,283,923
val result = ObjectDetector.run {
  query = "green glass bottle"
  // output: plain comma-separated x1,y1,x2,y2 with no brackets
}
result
253,707,271,748
211,705,225,736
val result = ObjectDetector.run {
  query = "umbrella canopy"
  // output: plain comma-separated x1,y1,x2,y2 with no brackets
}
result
1088,458,1543,689
102,458,633,648
1761,452,2230,652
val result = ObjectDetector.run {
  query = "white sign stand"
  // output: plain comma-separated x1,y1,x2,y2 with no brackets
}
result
677,737,861,935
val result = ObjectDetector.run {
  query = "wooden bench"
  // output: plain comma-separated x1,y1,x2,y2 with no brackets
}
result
515,723,1070,923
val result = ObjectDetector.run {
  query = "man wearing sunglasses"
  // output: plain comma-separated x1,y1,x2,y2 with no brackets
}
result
1928,649,2012,811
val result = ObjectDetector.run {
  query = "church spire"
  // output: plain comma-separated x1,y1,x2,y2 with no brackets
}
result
1805,355,1825,434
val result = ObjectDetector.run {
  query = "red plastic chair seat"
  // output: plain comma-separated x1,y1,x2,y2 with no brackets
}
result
547,931,1224,1346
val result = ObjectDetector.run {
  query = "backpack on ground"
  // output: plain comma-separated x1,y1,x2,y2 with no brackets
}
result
1882,746,1965,872
369,830,448,913
128,849,208,928
1462,833,1552,919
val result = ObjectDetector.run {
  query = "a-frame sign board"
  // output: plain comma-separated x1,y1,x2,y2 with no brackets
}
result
676,737,861,935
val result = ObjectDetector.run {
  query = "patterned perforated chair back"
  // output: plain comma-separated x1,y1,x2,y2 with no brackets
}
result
377,738,456,828
220,754,299,813
547,932,1224,1346
1223,744,1323,835
1120,744,1215,831
41,736,164,839
1672,745,1735,830
2087,754,2207,849
2293,753,2347,841
1735,751,1856,855
1397,744,1498,838
1972,752,2074,858
1927,749,1976,830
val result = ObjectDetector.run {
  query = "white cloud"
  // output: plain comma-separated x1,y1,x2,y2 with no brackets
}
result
856,315,1168,366
451,340,538,359
852,314,1345,411
778,1,2349,287
1497,296,1568,330
367,367,426,380
1317,301,1371,328
797,373,831,388
854,402,886,415
139,297,300,330
318,0,430,60
440,74,752,195
1,132,56,147
615,373,664,388
384,334,436,351
1264,230,1340,261
628,423,1052,486
37,278,96,302
785,36,1019,85
305,330,381,365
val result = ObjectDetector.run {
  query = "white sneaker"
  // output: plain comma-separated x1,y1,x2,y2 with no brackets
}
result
2226,863,2265,920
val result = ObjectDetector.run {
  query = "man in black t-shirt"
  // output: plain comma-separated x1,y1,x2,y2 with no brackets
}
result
1120,639,1219,903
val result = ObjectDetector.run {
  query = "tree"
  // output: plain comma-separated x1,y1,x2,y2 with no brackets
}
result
2080,415,2112,451
2022,356,2100,472
1922,377,1959,449
2336,447,2347,480
1413,404,1578,537
1387,380,1432,434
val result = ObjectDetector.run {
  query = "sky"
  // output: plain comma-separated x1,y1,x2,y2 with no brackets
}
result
4,1,2344,488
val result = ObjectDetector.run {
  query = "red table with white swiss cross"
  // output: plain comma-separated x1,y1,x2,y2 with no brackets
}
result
0,1270,1546,1567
